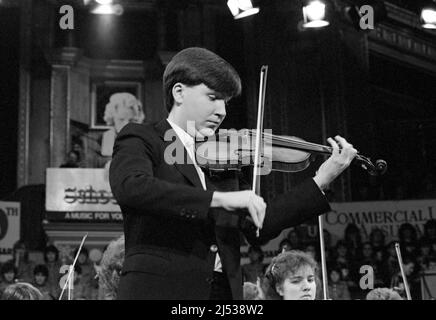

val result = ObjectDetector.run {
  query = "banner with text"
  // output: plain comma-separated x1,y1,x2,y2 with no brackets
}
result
325,199,436,243
240,199,436,264
46,168,121,212
0,201,20,262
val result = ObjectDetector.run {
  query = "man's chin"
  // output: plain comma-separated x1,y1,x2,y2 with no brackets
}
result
197,127,216,138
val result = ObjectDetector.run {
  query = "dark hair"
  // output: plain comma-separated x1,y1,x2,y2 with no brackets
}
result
328,267,342,280
1,262,17,276
344,224,362,244
68,150,81,161
279,238,291,249
248,246,264,262
369,228,385,245
74,246,89,259
163,47,242,112
398,223,417,243
261,250,318,300
1,282,43,300
33,264,49,277
424,220,436,237
74,265,82,275
44,245,59,262
13,240,29,262
335,240,348,250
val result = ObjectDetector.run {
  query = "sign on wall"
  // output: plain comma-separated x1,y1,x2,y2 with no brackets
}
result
45,168,121,212
0,201,20,263
326,200,436,243
240,199,436,265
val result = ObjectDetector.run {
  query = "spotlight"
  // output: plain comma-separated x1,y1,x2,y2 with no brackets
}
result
95,0,112,4
227,0,259,20
302,0,330,28
91,3,123,15
421,1,436,29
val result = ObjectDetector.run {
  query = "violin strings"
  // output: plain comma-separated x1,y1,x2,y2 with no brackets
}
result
246,130,332,153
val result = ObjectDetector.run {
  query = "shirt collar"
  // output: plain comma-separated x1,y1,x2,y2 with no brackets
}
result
166,118,195,149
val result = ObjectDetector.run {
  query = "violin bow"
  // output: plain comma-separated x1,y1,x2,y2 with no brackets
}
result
395,242,412,300
318,215,329,300
252,65,268,237
59,233,88,300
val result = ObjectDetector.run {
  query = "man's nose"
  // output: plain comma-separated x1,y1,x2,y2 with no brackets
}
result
215,100,226,118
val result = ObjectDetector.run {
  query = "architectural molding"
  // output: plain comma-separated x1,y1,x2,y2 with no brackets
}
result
43,222,123,247
368,3,436,73
17,0,33,188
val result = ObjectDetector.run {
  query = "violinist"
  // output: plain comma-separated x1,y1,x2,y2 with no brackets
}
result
109,47,357,300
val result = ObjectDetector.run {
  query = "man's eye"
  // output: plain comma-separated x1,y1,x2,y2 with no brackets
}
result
208,95,217,101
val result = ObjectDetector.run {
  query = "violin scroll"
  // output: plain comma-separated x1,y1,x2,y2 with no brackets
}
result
355,155,387,176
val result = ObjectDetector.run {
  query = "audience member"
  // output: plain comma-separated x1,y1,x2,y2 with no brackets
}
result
12,240,35,283
97,236,125,300
327,267,351,300
0,262,17,295
243,281,263,300
390,257,420,299
242,246,266,284
287,229,303,251
1,282,43,300
32,264,54,300
73,246,96,299
60,150,81,168
344,223,362,260
366,287,403,300
278,238,292,253
43,244,62,299
260,250,319,300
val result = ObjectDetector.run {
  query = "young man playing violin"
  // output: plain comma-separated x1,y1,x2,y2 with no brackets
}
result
109,47,357,300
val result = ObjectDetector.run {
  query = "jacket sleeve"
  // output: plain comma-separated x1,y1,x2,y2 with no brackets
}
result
240,178,331,246
109,124,214,221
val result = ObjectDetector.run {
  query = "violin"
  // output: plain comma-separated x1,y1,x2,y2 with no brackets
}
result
195,129,387,176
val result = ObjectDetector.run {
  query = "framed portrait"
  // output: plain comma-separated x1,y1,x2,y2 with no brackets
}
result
90,80,143,129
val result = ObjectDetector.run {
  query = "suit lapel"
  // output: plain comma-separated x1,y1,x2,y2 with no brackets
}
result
155,119,204,189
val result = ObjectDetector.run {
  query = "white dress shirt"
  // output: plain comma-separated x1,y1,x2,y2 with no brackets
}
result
167,119,222,272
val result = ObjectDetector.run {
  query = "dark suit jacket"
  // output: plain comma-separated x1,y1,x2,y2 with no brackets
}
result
109,119,331,300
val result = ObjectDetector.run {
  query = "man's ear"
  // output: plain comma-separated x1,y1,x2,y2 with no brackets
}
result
275,283,284,297
172,83,184,105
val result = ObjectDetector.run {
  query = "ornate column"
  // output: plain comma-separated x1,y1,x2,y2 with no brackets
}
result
17,0,32,188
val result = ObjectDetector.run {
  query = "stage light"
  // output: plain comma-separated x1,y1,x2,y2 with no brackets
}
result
302,0,330,28
96,0,113,4
227,0,259,20
421,1,436,29
91,3,123,15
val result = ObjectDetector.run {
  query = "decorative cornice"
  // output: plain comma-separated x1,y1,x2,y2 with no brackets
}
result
368,3,436,73
384,2,436,37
